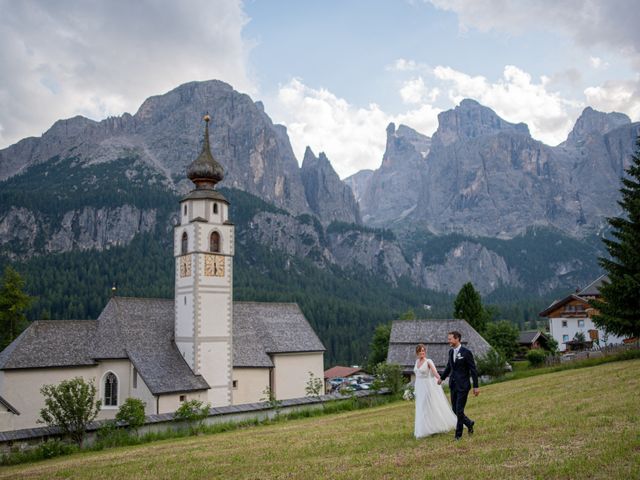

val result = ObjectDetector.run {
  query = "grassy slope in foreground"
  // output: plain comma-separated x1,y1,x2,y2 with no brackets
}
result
1,360,638,480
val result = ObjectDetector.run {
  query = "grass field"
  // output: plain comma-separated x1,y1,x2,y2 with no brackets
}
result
1,359,639,480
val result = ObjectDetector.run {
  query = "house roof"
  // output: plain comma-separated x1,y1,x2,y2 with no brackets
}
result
538,294,588,317
578,274,609,297
324,366,362,379
519,331,540,344
387,319,492,369
0,297,324,392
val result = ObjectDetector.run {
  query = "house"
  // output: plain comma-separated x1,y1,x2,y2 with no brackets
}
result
386,319,492,378
539,274,627,352
324,365,363,391
518,331,551,351
0,116,325,432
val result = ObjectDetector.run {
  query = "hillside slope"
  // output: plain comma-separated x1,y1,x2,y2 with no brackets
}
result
2,359,638,479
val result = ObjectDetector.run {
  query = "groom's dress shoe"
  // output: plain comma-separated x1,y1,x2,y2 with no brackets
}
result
454,436,462,441
468,421,475,436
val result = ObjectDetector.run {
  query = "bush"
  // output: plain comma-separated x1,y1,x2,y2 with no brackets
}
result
174,399,210,434
477,348,507,378
95,420,131,449
484,321,520,360
371,362,405,396
38,377,101,447
116,398,147,433
527,349,547,367
37,439,74,459
305,372,324,400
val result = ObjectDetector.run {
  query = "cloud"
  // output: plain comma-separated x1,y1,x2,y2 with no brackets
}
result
589,56,609,70
427,0,640,66
273,78,441,178
0,0,252,148
584,79,640,119
399,77,440,104
433,65,582,145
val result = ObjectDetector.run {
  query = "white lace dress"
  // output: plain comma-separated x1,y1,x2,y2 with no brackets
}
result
413,358,457,438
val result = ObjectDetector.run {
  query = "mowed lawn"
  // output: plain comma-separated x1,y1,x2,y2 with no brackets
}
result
2,359,639,480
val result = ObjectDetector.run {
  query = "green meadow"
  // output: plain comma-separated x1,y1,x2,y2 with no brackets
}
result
1,359,638,479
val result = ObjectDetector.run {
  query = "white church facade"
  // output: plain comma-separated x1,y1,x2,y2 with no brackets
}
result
0,116,325,432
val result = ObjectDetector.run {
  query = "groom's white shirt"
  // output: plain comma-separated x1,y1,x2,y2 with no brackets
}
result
453,345,461,362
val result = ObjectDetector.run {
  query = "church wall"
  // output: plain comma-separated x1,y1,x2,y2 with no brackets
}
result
232,368,270,405
157,390,208,414
272,352,324,400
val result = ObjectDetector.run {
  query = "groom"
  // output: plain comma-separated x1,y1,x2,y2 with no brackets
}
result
438,330,479,440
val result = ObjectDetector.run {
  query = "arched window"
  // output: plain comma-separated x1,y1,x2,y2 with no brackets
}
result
183,204,187,216
104,372,118,407
210,231,221,253
213,203,218,214
181,232,188,254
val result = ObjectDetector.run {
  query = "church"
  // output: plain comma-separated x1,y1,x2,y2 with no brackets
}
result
0,116,325,432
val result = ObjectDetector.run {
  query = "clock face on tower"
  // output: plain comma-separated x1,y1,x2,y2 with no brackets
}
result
204,254,225,277
179,255,192,278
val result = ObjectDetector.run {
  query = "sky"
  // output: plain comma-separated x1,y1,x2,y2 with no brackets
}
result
1,0,639,178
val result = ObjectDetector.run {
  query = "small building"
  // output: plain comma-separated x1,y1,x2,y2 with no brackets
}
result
324,366,362,381
518,331,551,351
386,319,492,377
539,275,627,352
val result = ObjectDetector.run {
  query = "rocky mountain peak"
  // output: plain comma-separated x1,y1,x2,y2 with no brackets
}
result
300,147,360,225
381,123,431,168
565,107,631,145
433,98,530,147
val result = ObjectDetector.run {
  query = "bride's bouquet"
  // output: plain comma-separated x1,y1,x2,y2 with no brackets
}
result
403,385,415,401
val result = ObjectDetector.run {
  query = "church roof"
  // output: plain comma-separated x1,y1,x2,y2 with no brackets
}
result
0,298,325,391
387,319,492,370
0,320,97,370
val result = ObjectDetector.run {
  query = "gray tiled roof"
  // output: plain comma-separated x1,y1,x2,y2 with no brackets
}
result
0,320,97,370
0,298,324,390
101,297,210,395
578,274,608,297
387,319,492,370
519,331,541,344
233,302,325,367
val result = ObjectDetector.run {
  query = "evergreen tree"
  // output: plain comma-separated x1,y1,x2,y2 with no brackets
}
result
367,323,391,371
591,136,640,340
0,266,32,349
454,282,487,333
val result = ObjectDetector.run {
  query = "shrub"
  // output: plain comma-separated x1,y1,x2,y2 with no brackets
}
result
95,420,130,448
37,439,74,459
477,348,507,378
371,362,405,396
305,372,324,400
116,398,147,433
38,377,101,447
527,349,547,367
174,399,211,434
261,386,283,417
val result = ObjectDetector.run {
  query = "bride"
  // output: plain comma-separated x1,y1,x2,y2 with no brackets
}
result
413,343,457,438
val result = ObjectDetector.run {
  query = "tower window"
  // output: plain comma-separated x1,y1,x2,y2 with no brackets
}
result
183,205,187,216
104,372,118,407
213,203,218,214
181,232,188,255
210,231,221,253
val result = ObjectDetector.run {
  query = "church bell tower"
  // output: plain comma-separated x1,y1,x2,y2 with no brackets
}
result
174,115,234,406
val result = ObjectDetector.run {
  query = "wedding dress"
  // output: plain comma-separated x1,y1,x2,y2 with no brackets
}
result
414,358,457,438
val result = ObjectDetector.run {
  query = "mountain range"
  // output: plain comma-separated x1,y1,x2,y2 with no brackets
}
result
0,79,638,363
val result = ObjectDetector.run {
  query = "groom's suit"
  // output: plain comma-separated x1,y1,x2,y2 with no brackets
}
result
440,345,479,438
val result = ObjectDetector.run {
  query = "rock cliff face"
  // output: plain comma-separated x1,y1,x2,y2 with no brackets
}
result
0,80,311,214
359,123,430,226
354,100,640,238
300,147,361,225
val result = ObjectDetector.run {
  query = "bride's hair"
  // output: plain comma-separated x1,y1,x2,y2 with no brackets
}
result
415,343,426,354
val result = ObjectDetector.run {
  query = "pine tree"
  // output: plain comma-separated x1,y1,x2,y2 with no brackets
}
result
454,282,487,333
0,266,32,349
591,135,640,340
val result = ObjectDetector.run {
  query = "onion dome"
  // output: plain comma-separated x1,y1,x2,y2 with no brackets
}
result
187,114,224,189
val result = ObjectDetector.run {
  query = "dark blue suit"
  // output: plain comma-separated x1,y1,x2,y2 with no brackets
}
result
440,345,479,438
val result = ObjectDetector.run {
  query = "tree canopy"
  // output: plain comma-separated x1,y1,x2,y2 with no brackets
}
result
0,266,32,349
454,282,487,334
591,135,640,340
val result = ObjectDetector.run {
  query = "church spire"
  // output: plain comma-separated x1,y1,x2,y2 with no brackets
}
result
187,114,224,189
